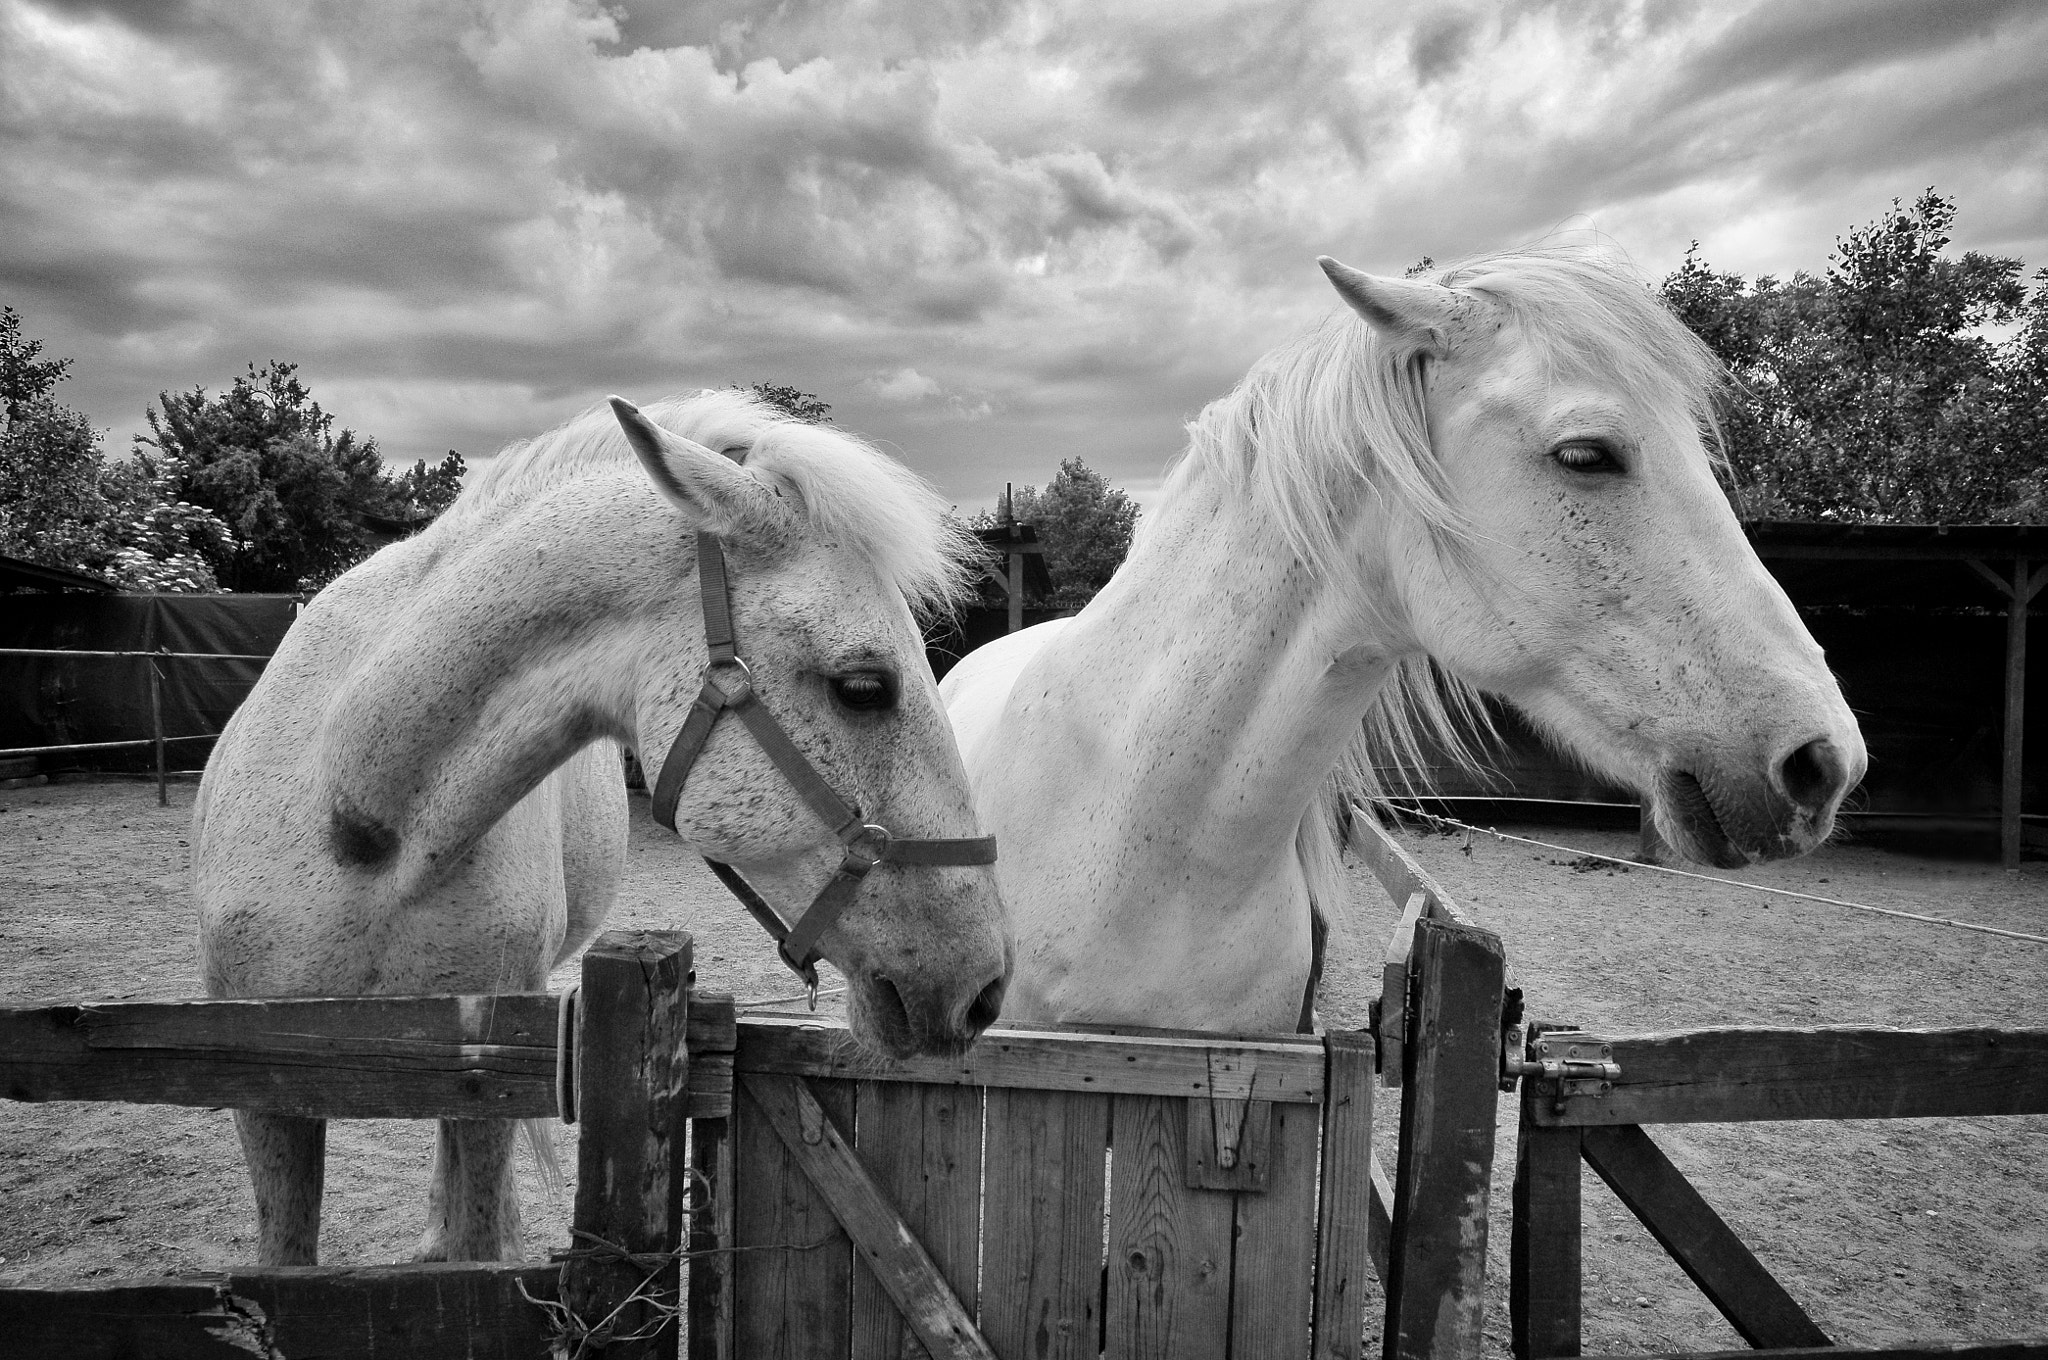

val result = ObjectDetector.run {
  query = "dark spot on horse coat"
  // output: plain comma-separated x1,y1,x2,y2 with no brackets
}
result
330,796,400,868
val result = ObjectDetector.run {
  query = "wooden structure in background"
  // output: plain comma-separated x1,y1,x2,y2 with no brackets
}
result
973,517,1051,634
1749,522,2046,868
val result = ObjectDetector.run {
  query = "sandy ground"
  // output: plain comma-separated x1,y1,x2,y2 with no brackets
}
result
1,776,2044,1354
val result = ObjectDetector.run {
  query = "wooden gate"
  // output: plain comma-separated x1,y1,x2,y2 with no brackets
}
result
682,1010,1378,1360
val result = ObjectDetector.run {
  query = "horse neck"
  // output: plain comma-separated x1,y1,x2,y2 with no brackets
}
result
1070,468,1404,869
315,483,664,894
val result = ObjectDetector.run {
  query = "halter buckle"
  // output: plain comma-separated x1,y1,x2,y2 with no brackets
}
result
702,655,754,704
841,822,892,871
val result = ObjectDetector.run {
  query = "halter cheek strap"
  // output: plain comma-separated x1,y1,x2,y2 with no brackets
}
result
646,461,996,996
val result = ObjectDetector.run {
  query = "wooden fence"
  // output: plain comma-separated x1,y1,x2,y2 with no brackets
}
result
0,929,705,1359
1508,1021,2048,1360
0,864,1515,1360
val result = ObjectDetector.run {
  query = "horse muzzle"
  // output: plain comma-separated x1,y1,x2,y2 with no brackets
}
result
1652,734,1864,868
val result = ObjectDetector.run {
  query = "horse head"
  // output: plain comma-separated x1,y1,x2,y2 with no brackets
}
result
611,397,1012,1055
1321,252,1865,867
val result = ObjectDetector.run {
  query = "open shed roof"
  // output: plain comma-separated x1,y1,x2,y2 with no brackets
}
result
1746,521,2045,613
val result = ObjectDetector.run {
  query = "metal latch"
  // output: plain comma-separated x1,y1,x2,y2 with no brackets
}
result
1502,1024,1620,1098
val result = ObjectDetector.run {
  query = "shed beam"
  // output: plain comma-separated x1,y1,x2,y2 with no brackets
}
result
1967,558,2046,869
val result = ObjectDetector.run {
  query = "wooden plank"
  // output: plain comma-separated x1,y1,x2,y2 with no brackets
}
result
688,1052,735,1119
0,1262,558,1360
688,1114,736,1360
1528,1027,2048,1127
564,931,692,1360
1368,1151,1394,1284
1580,1123,1828,1349
851,1079,984,1360
1313,1030,1378,1360
744,1074,994,1360
1230,1094,1321,1359
733,1075,856,1359
980,1087,1110,1360
737,1014,1326,1102
1379,889,1427,1088
1383,918,1506,1360
1105,1093,1235,1360
0,993,560,1119
1650,1342,2048,1360
1510,1121,1583,1359
1351,810,1475,926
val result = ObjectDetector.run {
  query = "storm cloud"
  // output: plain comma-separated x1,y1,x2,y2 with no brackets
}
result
4,0,2044,506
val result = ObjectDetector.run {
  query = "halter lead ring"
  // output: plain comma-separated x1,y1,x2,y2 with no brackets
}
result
645,454,996,999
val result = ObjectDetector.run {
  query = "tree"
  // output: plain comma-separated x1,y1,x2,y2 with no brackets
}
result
0,392,115,573
1661,190,2042,523
973,458,1141,607
1,305,72,423
141,361,461,591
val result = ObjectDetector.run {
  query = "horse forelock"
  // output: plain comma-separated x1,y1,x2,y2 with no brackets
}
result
438,388,975,621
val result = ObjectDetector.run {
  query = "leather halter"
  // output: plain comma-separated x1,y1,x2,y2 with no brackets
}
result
646,453,997,998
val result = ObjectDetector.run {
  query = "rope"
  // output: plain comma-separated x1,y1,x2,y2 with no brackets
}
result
1363,799,2048,947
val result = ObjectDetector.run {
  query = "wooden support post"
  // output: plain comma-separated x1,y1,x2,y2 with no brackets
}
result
1510,1118,1583,1358
1312,1029,1377,1360
2001,559,2043,868
1969,557,2045,869
564,930,692,1359
1007,543,1025,634
1383,917,1507,1360
148,653,166,807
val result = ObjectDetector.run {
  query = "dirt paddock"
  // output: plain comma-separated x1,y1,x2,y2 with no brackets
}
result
2,777,2043,1355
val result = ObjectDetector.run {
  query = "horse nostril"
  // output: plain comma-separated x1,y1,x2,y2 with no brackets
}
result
1779,738,1846,811
871,974,913,1043
963,974,1006,1035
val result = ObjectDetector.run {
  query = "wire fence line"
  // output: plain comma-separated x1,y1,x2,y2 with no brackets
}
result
1361,798,2048,947
1,645,273,802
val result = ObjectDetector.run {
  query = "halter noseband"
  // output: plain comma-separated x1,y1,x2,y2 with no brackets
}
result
646,452,997,1001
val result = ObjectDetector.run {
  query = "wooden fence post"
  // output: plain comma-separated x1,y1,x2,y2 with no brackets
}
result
1510,1114,1582,1358
564,930,692,1358
1383,917,1506,1360
148,652,166,807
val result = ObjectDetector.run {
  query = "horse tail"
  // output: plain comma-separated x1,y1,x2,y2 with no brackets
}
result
520,1117,566,1199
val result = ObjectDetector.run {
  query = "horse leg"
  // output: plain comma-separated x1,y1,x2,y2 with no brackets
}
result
235,1110,326,1265
415,1118,523,1261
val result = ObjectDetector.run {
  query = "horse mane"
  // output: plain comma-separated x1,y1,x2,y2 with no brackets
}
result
1157,242,1726,919
441,388,976,620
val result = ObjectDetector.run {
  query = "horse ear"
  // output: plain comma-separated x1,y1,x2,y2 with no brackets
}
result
1317,256,1458,353
609,396,777,535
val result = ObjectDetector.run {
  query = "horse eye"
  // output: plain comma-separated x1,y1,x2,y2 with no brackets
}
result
1553,441,1622,474
830,672,896,713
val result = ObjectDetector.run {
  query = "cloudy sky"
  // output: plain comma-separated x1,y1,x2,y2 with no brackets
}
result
4,0,2045,511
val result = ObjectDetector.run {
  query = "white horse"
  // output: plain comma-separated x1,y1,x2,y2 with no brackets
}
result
943,247,1866,1032
195,389,1011,1265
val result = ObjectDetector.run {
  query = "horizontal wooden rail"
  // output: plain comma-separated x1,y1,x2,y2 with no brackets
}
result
0,991,738,1120
735,1014,1329,1102
0,1261,558,1360
1529,1026,2048,1127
